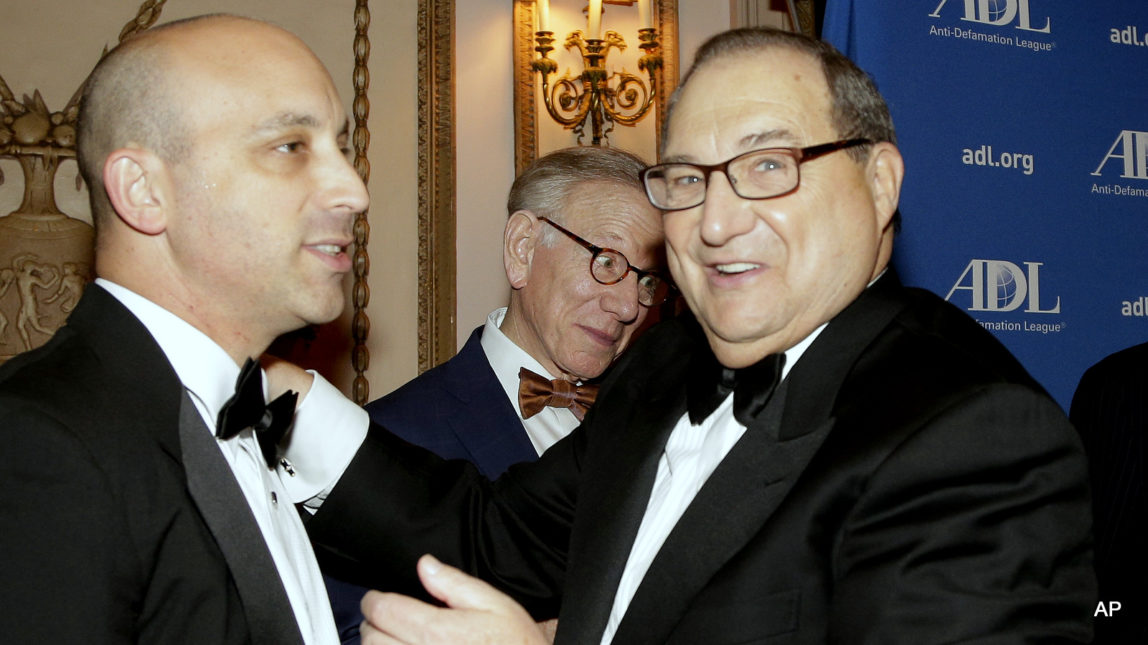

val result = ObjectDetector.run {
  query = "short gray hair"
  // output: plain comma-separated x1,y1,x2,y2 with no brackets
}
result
507,146,648,244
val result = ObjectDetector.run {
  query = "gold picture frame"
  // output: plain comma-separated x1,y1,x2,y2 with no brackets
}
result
788,0,817,37
416,0,457,373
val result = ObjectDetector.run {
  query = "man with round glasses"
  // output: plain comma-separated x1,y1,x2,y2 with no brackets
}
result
313,147,663,636
364,147,664,480
286,26,1094,644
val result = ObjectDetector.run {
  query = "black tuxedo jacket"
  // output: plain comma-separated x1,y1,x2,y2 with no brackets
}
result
324,327,541,640
366,325,538,478
1071,342,1148,643
0,285,303,644
311,273,1095,643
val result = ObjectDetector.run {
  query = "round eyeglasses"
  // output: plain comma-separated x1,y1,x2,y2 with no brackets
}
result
640,138,873,211
538,217,670,307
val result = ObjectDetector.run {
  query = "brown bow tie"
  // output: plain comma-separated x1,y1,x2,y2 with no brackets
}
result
518,367,599,421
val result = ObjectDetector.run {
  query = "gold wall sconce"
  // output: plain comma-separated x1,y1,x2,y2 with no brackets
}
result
531,0,662,146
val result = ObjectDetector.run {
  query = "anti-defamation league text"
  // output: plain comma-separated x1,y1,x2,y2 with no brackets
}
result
1091,183,1148,198
978,319,1064,334
929,25,1053,52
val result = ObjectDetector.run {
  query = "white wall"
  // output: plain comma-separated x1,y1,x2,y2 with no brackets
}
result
454,0,518,345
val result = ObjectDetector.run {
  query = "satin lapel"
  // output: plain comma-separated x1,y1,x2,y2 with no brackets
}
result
438,333,537,472
612,275,909,643
555,330,695,644
779,271,906,440
178,392,305,645
611,380,834,644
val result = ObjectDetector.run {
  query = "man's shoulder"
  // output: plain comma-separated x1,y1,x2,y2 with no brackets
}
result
889,286,1038,385
0,291,182,458
826,284,1056,426
365,328,507,428
1070,340,1148,421
1079,340,1148,384
368,341,492,408
0,317,106,410
590,313,705,404
613,313,703,367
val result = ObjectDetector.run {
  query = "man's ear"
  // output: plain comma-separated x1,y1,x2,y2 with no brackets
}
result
504,210,539,289
866,142,904,234
103,148,170,235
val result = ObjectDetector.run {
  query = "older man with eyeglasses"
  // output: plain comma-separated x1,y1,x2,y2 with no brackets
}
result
315,146,664,640
366,146,665,481
281,26,1095,645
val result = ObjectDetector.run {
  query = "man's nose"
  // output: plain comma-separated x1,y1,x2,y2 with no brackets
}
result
600,271,641,324
698,171,756,247
320,150,370,215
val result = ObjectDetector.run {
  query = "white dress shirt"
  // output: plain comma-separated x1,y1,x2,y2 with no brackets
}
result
480,306,582,455
599,324,825,644
97,279,339,645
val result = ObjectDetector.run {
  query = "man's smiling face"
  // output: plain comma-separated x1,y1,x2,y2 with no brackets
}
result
661,46,897,368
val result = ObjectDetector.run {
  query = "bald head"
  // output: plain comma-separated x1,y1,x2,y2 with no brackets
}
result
76,15,310,227
73,15,367,361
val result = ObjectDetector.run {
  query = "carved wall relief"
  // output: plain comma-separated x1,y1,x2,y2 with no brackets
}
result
0,63,88,363
0,2,167,363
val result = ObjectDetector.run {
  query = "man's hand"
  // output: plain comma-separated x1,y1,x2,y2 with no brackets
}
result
260,355,315,404
360,554,552,645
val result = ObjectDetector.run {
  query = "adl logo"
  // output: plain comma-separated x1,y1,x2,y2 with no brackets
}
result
946,260,1061,313
1092,131,1148,180
929,0,1051,33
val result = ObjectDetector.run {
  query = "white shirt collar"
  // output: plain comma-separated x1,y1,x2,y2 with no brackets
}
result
780,322,825,381
480,307,566,392
479,307,582,454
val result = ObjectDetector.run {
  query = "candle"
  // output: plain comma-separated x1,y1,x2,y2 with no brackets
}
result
588,0,602,39
638,0,651,29
538,0,550,32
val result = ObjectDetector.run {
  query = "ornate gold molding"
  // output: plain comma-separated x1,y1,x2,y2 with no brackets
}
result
416,0,457,373
655,0,678,160
119,0,167,41
513,1,539,176
350,0,372,404
790,0,816,37
0,0,166,364
513,0,679,173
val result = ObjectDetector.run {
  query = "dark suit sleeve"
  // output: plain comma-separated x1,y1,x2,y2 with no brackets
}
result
0,403,138,642
829,384,1095,643
307,419,582,619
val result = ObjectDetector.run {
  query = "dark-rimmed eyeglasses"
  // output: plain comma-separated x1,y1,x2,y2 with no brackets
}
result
640,138,873,211
538,216,670,307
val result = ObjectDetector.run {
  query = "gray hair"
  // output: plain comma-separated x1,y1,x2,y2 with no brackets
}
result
664,27,897,160
507,146,648,245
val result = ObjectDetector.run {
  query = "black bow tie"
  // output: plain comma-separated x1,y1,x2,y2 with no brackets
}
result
216,358,298,468
686,351,785,426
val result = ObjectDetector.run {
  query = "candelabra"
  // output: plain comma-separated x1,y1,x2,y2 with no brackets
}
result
531,21,662,146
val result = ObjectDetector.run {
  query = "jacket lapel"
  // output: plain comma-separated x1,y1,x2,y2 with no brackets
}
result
555,323,697,644
611,380,835,644
608,274,910,643
438,329,537,474
178,392,305,645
